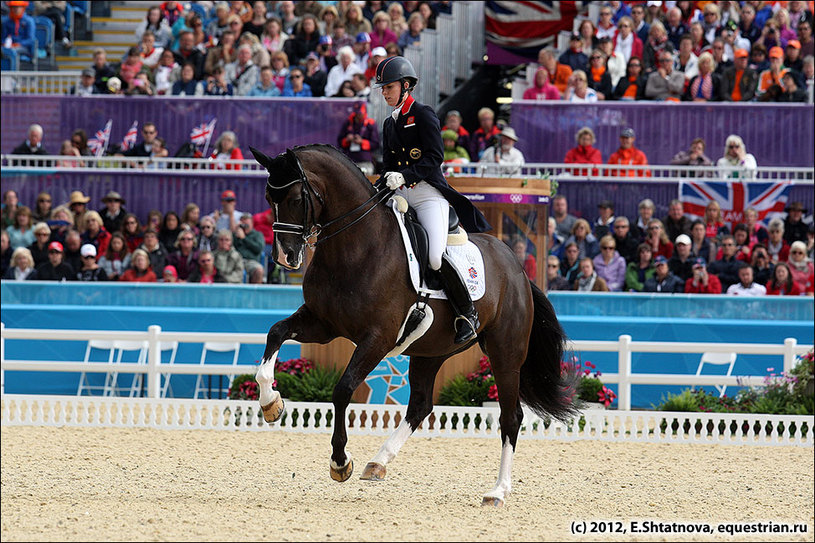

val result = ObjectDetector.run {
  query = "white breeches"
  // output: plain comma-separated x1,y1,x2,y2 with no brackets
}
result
395,181,448,270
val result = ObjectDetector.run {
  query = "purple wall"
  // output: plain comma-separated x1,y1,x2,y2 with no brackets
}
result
1,95,361,159
510,102,814,168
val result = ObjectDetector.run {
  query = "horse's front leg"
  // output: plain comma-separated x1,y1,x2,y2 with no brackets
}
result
257,305,335,423
329,337,391,483
361,355,445,481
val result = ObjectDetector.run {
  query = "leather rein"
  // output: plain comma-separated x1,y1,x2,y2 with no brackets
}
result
269,154,393,248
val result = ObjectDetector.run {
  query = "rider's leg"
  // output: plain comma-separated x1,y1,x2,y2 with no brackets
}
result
402,182,478,343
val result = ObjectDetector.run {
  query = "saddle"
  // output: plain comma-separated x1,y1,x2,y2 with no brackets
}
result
392,195,467,290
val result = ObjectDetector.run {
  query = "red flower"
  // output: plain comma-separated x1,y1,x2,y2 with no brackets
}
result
488,384,498,400
597,386,617,407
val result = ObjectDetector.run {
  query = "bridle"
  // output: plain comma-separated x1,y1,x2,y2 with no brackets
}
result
269,152,393,248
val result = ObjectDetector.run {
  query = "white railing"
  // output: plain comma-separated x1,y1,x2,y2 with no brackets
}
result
1,324,811,411
2,154,813,184
1,395,811,447
1,70,81,95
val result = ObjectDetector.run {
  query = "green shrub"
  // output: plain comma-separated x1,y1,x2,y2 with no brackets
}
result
578,377,604,403
275,364,341,402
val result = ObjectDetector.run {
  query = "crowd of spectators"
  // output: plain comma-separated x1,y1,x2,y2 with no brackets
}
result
58,0,450,100
541,191,813,296
517,1,814,103
1,187,275,285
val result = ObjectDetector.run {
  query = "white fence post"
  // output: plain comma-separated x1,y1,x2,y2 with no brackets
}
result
147,325,161,398
618,334,632,411
783,337,798,374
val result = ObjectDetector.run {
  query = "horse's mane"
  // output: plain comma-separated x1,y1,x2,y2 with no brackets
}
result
294,144,375,195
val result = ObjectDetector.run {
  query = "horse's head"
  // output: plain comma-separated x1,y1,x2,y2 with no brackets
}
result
250,146,323,270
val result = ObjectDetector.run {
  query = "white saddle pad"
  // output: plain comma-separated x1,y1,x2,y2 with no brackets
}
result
388,199,486,301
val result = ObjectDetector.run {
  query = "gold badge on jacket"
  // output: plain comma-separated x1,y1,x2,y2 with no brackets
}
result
410,148,421,160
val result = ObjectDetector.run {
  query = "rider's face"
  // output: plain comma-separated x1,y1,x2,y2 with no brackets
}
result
381,81,404,107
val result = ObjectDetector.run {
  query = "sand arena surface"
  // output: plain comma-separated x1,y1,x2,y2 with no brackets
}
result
1,426,813,542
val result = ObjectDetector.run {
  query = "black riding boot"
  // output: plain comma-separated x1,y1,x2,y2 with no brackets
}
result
438,253,480,344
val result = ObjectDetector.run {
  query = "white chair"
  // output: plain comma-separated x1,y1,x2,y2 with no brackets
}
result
106,340,148,397
695,352,737,397
193,342,240,399
158,341,180,398
76,340,115,396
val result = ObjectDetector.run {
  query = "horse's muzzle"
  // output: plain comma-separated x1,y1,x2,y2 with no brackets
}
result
275,240,304,270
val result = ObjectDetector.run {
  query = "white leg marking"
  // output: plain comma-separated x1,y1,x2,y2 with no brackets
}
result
483,438,514,501
370,419,414,466
331,453,353,471
257,350,279,407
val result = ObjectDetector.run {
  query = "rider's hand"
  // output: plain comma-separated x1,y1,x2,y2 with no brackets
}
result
384,171,406,190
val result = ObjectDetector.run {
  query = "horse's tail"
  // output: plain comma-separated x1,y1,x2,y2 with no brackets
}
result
519,280,580,423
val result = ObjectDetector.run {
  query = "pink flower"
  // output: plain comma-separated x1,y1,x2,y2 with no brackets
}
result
597,386,617,407
488,384,498,400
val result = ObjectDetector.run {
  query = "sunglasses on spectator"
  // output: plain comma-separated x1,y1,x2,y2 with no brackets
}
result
791,250,804,255
83,255,95,259
648,226,661,230
614,224,627,228
591,56,603,60
602,246,615,250
38,198,51,203
199,258,213,263
660,58,672,63
722,243,735,246
181,237,194,242
291,74,303,79
126,220,137,225
143,129,156,134
201,224,213,229
618,24,630,28
728,144,740,148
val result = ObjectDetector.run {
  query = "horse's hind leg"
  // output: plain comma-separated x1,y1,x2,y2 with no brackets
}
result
478,331,529,507
257,305,335,423
361,356,445,481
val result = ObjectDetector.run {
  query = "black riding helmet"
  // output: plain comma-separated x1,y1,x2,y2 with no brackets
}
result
373,56,418,89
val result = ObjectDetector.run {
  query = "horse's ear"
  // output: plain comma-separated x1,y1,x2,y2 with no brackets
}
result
284,148,299,168
250,146,274,170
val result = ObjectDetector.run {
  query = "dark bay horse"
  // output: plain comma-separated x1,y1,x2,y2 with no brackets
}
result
250,144,577,506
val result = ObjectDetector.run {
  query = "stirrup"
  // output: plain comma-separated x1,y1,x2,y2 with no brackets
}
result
454,313,479,344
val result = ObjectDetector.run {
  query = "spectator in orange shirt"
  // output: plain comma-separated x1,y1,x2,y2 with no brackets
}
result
538,46,573,95
607,127,650,177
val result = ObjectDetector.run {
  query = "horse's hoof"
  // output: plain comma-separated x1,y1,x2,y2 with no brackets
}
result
360,462,386,481
261,396,285,423
330,458,354,482
481,496,505,507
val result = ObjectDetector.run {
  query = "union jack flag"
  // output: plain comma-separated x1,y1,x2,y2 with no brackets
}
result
468,267,478,279
679,181,791,227
120,120,138,152
190,118,217,147
485,1,584,60
87,119,112,157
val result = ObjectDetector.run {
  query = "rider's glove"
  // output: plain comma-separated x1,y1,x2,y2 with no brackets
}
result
384,171,406,190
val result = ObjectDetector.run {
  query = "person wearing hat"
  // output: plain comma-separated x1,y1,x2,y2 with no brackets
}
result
75,243,107,281
559,33,589,72
441,129,469,164
784,202,809,245
67,190,91,230
303,51,328,97
592,200,616,239
210,190,244,232
720,48,759,101
374,55,490,343
161,264,179,283
478,126,525,176
779,70,808,102
785,39,805,72
683,257,721,293
33,241,74,282
607,128,650,177
721,19,750,62
70,68,99,97
352,31,371,71
757,46,789,97
668,234,694,282
643,255,685,293
363,45,387,81
337,101,379,174
98,191,128,234
1,1,36,58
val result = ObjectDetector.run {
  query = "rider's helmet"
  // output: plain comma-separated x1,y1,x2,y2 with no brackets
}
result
372,56,418,89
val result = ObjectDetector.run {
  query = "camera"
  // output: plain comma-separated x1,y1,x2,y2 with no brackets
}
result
239,224,249,230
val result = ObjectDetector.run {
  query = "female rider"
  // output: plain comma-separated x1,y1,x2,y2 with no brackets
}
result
373,56,490,343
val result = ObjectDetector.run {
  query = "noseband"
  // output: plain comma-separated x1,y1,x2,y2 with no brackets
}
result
270,153,393,248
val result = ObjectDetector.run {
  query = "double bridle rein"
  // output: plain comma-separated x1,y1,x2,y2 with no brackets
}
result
269,153,393,248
